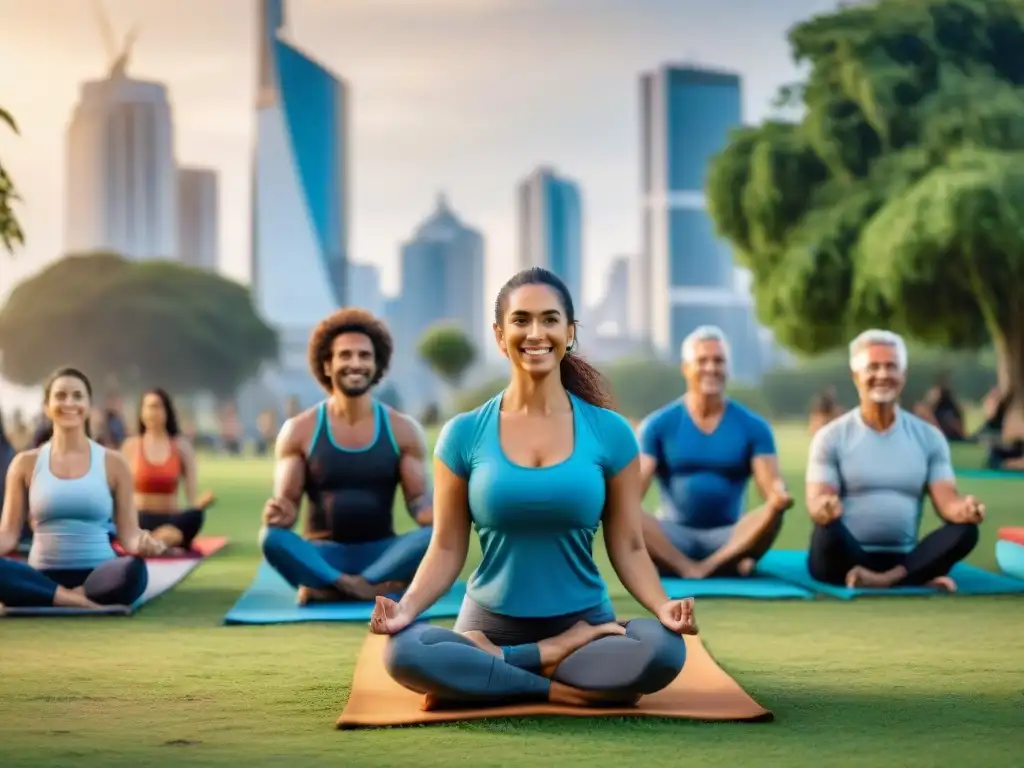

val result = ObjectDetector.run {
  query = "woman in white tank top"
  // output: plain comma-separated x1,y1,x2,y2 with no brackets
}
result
0,368,166,610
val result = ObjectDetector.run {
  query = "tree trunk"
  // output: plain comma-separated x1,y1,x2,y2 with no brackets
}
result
994,328,1024,440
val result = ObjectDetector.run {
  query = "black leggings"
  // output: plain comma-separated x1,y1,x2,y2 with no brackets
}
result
0,556,148,608
808,520,979,586
138,508,205,548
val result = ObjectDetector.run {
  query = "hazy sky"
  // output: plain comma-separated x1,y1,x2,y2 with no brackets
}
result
0,0,841,307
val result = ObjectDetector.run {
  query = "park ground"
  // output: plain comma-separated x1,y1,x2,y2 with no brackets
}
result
1,423,1022,767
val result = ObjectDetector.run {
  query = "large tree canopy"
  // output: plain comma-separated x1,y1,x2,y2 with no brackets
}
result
0,106,24,253
0,252,278,397
706,0,1024,412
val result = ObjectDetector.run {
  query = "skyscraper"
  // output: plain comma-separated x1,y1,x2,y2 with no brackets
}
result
635,64,758,375
65,56,177,260
590,255,632,337
251,0,350,372
516,166,583,303
391,193,485,412
176,167,219,271
348,262,385,319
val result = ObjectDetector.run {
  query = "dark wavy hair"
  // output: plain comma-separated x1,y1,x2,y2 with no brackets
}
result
307,308,394,392
137,387,180,438
41,367,93,439
494,267,613,409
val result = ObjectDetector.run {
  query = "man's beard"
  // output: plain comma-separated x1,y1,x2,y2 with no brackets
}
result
333,372,374,397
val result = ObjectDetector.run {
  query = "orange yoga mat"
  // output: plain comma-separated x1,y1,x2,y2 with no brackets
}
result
337,632,773,729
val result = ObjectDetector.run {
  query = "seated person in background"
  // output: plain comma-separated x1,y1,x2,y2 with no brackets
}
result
120,388,216,554
372,268,693,709
260,309,433,604
0,410,30,550
637,326,793,580
0,368,165,609
806,331,983,592
808,386,843,436
914,374,967,442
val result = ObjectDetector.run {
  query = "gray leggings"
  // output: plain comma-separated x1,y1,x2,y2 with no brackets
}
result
383,597,688,705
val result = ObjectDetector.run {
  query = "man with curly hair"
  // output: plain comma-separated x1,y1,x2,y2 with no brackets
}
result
258,309,434,604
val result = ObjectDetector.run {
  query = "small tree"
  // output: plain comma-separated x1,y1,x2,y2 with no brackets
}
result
0,252,278,398
0,107,25,253
417,322,477,387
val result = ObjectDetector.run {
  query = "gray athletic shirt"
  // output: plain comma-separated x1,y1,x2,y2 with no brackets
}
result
806,408,955,553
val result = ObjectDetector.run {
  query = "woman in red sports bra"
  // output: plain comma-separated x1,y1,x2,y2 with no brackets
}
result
120,388,215,553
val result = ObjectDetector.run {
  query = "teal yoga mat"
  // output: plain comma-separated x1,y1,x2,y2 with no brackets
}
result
660,575,813,600
954,468,1023,480
756,549,1024,599
224,560,466,625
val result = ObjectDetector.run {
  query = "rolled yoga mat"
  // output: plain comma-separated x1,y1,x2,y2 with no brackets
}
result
337,632,773,729
755,548,1024,599
224,560,467,625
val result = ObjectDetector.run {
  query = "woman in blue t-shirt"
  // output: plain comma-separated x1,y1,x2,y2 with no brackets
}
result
370,268,695,709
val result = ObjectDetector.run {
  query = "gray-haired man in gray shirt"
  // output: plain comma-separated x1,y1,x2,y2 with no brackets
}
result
805,330,984,591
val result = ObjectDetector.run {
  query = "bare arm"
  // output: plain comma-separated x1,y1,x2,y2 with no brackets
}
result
638,453,658,499
175,439,199,507
0,453,31,555
805,426,841,520
263,416,309,528
398,458,470,618
603,456,670,616
391,413,433,526
751,454,792,512
928,480,966,521
107,450,149,554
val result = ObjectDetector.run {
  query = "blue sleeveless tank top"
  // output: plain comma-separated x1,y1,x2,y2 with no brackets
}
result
28,440,117,570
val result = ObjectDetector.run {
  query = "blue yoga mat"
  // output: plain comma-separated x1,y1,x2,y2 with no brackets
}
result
955,468,1023,480
756,549,1024,599
224,561,467,625
660,575,813,600
996,540,1024,581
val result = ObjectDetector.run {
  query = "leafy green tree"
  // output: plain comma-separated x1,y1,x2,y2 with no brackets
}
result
0,106,24,253
706,0,1024,423
417,323,477,387
0,252,278,397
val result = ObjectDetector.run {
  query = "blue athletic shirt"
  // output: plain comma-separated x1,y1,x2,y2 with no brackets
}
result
638,399,776,529
435,392,639,618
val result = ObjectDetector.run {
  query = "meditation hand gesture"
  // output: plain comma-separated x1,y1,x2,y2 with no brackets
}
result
951,495,985,524
262,497,297,528
810,494,843,526
369,596,415,635
134,531,168,558
768,480,794,513
656,597,698,635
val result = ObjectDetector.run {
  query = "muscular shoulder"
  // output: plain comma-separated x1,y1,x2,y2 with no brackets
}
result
385,408,427,454
276,406,321,456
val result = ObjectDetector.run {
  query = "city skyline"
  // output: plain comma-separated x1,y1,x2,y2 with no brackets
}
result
0,0,842,309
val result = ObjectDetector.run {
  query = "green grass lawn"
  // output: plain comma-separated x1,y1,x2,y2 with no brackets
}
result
2,423,1022,767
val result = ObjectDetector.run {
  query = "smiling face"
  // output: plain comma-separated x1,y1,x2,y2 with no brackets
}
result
324,332,377,397
853,343,904,404
494,283,574,377
45,374,91,432
683,339,728,396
